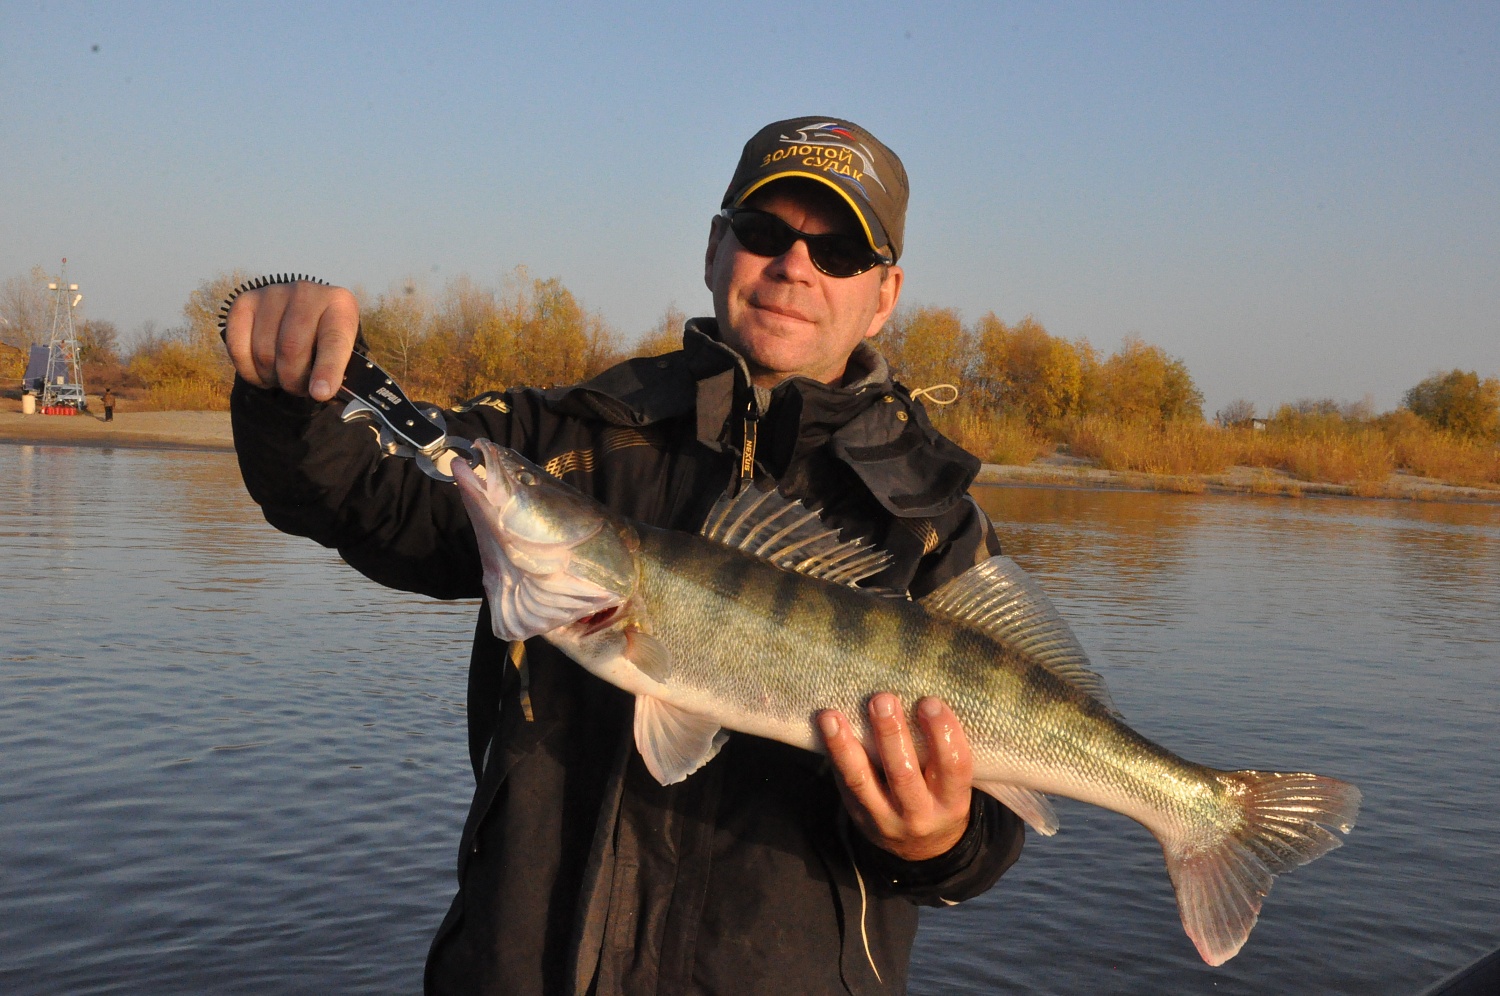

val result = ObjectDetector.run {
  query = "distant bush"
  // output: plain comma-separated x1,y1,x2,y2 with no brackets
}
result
1063,416,1236,475
941,411,1053,466
144,377,230,412
1404,370,1500,440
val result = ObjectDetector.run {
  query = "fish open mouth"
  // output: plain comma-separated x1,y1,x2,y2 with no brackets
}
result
577,605,621,635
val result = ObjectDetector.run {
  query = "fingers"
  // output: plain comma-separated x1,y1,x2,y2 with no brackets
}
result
870,692,924,805
222,281,358,398
305,291,359,400
913,696,975,813
820,707,894,826
819,694,975,862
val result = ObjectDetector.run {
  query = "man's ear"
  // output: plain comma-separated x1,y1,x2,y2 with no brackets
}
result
704,214,729,290
864,265,904,340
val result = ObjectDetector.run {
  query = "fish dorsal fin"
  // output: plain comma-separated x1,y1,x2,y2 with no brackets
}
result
920,556,1119,716
701,486,893,588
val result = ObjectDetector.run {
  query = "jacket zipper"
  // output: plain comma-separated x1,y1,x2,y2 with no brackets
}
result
738,395,759,493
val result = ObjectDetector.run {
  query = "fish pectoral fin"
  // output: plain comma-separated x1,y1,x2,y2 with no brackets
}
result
623,629,674,683
632,695,728,786
973,780,1059,836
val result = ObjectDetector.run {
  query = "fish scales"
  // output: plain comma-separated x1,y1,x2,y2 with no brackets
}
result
451,438,1360,967
637,525,1189,817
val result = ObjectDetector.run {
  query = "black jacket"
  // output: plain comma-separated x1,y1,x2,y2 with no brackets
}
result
230,320,1023,995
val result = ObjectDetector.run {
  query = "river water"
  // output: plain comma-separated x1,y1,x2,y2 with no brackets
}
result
2,444,1497,994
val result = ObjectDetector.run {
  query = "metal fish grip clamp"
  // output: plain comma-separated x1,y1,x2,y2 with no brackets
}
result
217,274,474,483
338,352,476,482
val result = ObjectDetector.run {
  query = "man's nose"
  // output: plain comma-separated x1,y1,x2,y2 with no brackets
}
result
765,236,818,282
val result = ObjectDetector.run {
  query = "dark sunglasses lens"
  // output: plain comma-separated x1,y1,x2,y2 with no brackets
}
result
809,236,877,277
728,211,879,277
730,212,796,257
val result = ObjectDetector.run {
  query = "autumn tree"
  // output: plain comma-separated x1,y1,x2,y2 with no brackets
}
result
1404,369,1500,439
0,265,53,348
1214,398,1256,428
514,276,621,387
879,305,970,392
120,273,250,409
972,313,1088,423
362,279,432,384
1088,335,1203,422
636,305,688,357
79,319,123,387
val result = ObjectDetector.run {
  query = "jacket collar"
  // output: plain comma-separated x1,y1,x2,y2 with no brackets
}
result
544,317,979,518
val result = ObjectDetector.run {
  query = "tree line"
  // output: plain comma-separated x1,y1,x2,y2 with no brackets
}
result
3,264,1496,462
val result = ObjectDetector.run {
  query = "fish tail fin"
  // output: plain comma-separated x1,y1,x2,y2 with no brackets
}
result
1163,770,1361,966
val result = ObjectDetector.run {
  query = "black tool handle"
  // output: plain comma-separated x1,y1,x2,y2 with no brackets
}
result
338,350,446,453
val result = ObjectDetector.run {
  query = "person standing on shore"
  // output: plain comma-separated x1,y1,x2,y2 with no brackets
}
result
221,116,1023,994
101,388,115,423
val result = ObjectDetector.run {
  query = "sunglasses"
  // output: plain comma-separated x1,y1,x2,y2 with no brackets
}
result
720,208,891,277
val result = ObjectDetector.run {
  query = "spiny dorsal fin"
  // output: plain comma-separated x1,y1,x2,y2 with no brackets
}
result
702,487,893,588
920,556,1119,715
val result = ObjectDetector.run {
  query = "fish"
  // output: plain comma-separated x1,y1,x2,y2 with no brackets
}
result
451,437,1360,967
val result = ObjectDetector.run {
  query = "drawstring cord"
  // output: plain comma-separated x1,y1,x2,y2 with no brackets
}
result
908,383,959,406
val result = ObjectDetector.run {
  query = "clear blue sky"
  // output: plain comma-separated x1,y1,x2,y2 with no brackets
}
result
4,0,1497,415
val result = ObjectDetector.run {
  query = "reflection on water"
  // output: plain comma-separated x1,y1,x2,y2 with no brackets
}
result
908,485,1500,995
1,445,475,995
4,448,1499,994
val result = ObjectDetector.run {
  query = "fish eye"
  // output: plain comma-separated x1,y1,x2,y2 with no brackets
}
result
518,471,536,486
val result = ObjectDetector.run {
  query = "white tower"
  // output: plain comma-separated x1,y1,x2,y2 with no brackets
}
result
40,258,85,409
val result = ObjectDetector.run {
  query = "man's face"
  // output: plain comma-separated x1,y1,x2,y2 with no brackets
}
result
704,180,903,388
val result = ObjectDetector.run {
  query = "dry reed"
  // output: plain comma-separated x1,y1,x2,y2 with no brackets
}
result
946,412,1053,466
142,378,230,412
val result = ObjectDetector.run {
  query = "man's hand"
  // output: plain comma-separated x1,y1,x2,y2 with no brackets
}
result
221,281,360,401
819,693,974,861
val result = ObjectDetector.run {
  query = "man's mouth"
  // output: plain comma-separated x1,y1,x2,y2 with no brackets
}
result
749,298,814,323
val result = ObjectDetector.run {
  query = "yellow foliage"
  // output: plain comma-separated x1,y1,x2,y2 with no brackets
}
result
142,378,230,412
1064,416,1237,475
1278,430,1393,485
972,313,1089,422
879,305,969,391
636,305,688,357
1087,336,1203,423
937,410,1052,466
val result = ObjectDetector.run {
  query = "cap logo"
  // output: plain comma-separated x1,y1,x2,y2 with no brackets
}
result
757,122,887,196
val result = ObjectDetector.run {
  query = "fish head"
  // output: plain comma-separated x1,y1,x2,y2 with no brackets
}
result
453,438,641,642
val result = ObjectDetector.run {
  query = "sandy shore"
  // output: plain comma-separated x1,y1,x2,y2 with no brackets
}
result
0,409,234,452
3,408,1496,503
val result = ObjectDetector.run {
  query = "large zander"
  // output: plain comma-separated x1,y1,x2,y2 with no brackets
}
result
452,437,1359,967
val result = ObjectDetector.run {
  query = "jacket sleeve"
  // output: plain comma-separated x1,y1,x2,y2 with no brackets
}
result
229,378,518,601
850,791,1024,906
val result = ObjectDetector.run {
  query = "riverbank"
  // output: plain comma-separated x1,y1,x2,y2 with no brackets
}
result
4,407,1498,502
0,409,234,452
975,451,1500,503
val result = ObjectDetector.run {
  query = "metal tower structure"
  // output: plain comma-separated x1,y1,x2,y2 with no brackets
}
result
40,258,86,409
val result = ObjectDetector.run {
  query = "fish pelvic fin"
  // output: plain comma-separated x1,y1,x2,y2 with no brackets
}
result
1166,770,1361,966
623,627,674,683
632,695,728,785
921,555,1119,716
700,486,893,588
973,780,1059,836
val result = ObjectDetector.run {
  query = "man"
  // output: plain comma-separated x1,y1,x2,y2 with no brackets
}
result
223,117,1022,995
102,387,115,422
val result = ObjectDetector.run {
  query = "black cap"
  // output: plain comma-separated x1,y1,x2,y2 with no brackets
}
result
721,116,909,263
